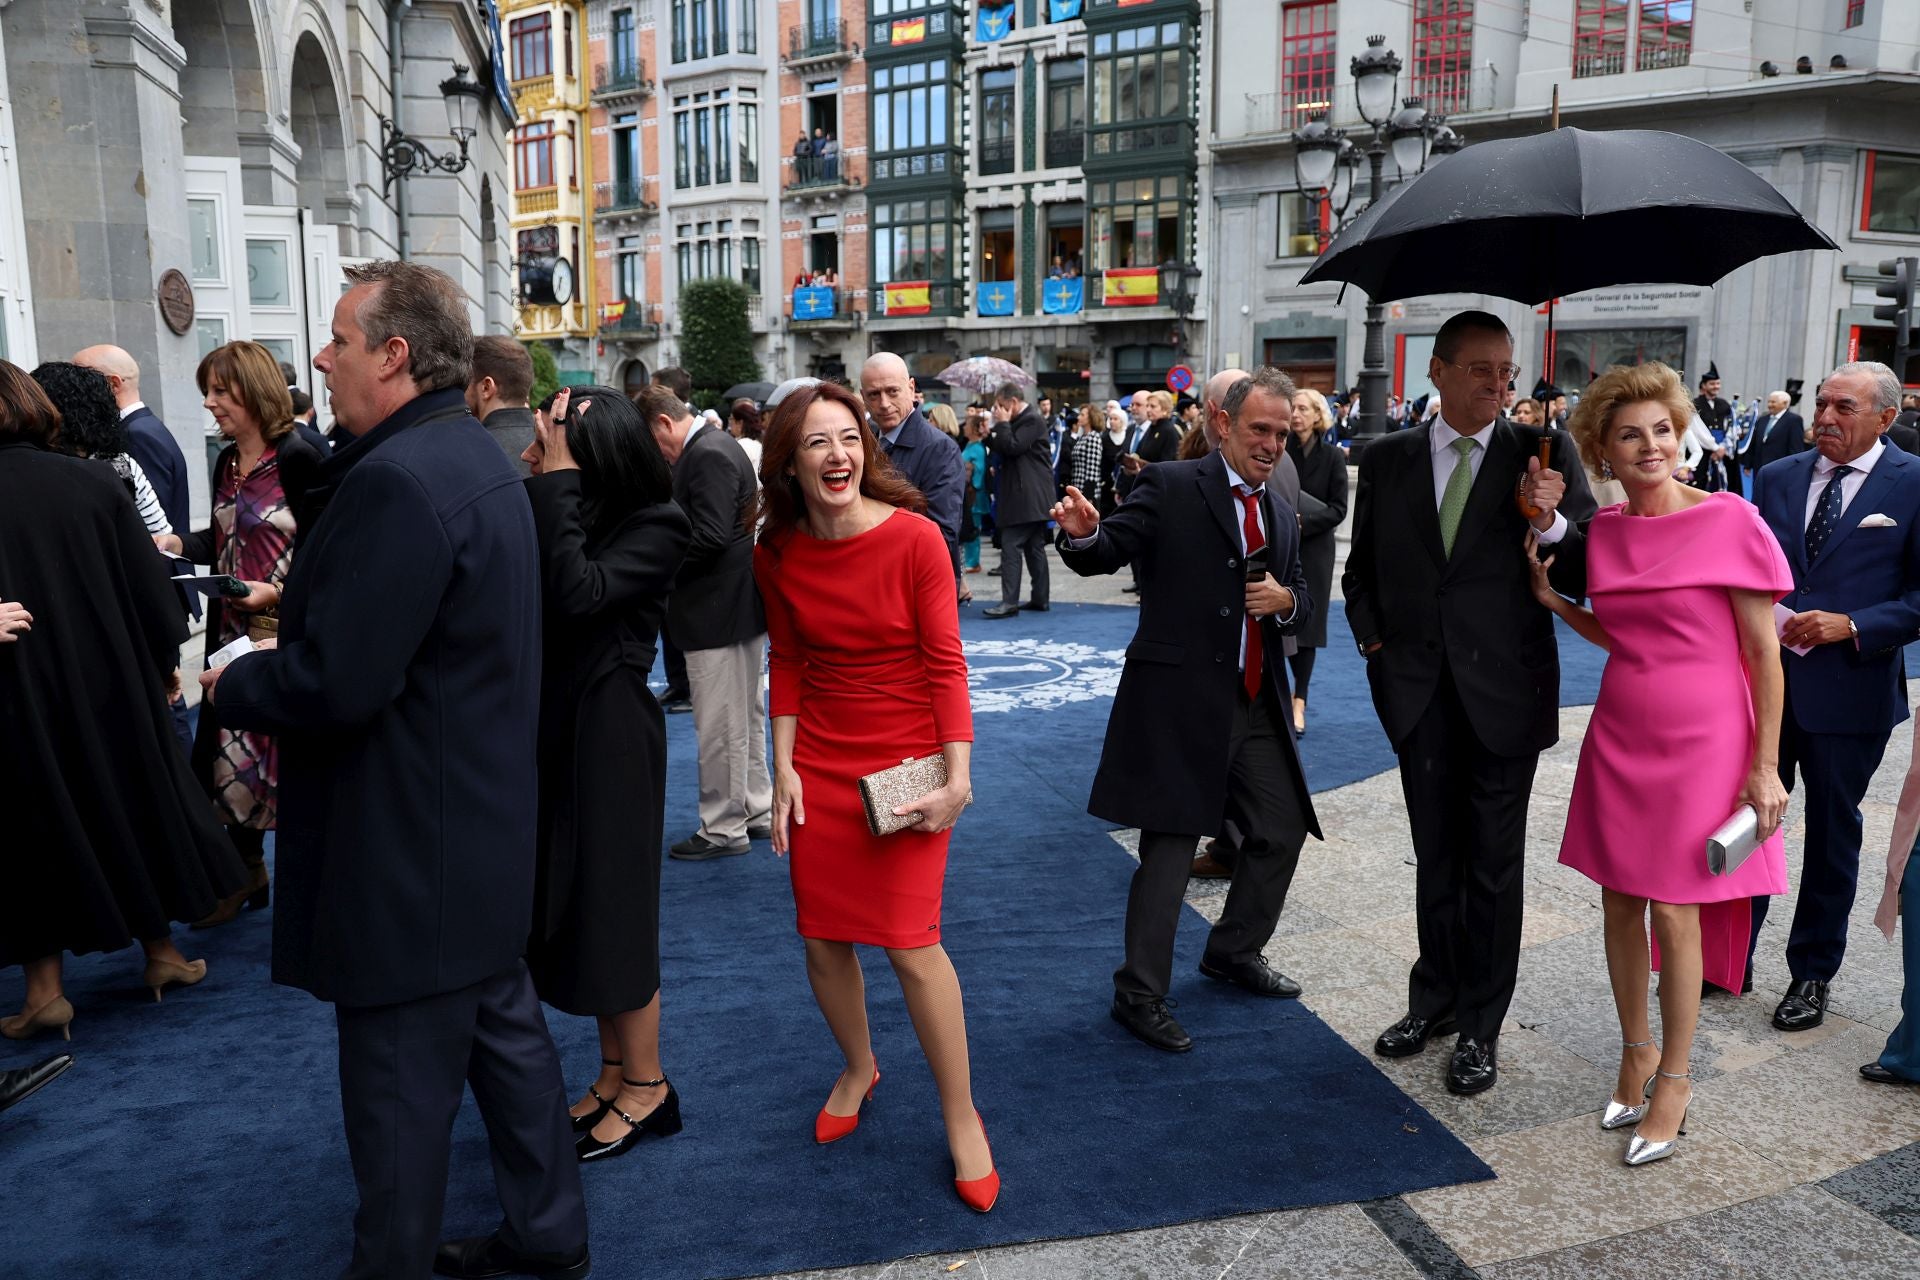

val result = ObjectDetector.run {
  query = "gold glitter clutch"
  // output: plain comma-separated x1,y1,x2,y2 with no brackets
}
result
858,755,953,838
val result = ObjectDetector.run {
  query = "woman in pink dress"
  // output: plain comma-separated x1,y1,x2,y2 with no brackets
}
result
1528,362,1791,1167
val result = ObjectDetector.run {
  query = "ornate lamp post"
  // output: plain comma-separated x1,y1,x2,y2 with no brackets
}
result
1158,260,1203,366
380,63,488,197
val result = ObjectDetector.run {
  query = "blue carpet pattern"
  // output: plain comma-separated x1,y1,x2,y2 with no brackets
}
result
0,601,1607,1280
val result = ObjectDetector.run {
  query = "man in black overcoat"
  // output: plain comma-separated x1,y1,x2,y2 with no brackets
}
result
1054,366,1322,1052
862,352,964,585
1343,310,1594,1096
207,261,589,1280
983,382,1056,618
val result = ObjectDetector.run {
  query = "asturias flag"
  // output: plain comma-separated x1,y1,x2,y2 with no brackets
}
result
890,17,927,44
884,281,932,315
977,3,1013,42
976,281,1016,316
792,286,836,319
1048,0,1084,19
1101,267,1160,307
1042,277,1084,315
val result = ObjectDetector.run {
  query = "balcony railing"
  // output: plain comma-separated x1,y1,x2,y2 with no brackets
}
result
785,162,859,196
1044,127,1083,169
979,137,1015,176
786,19,855,65
600,301,662,339
1637,41,1692,73
592,59,653,99
789,288,861,328
594,178,658,216
1572,49,1627,80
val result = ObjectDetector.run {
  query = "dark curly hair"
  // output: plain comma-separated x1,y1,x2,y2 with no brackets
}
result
31,362,125,459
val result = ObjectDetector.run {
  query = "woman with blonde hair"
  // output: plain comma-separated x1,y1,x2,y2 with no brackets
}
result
156,341,324,932
1528,361,1792,1166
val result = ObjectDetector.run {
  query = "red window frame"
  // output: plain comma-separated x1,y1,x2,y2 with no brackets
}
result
1846,0,1866,29
1280,1,1337,131
515,121,555,190
1571,1,1629,79
510,12,552,81
1409,0,1473,117
1635,1,1692,72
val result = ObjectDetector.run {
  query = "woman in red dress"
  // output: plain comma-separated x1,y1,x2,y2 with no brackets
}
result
752,380,998,1212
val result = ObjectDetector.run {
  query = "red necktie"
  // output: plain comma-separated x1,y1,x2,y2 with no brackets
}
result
1239,487,1265,701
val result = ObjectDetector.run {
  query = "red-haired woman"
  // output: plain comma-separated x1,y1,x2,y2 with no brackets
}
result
750,380,999,1212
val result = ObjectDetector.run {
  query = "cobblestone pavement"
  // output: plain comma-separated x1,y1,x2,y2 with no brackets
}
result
765,505,1920,1280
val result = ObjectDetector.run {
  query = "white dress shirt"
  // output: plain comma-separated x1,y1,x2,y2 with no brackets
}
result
119,400,147,420
1430,412,1569,544
1804,438,1884,528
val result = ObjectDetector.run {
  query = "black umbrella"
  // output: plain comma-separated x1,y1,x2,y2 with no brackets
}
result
1301,127,1836,305
722,381,777,404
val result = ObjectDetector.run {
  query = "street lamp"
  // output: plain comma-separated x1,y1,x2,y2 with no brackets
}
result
1159,260,1202,364
1389,97,1433,177
1347,36,1406,449
380,63,489,197
1429,120,1466,158
1290,113,1343,252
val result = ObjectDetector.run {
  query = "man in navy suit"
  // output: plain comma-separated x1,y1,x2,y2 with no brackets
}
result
1748,361,1920,1031
862,352,964,584
1738,389,1806,492
75,344,196,746
1054,366,1321,1052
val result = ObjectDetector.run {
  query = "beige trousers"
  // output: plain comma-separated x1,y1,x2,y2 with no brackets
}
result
685,633,773,844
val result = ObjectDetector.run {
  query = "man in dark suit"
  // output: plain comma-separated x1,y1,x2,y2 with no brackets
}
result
1694,364,1737,495
644,386,772,859
205,261,589,1280
1054,366,1322,1051
649,367,697,711
74,343,196,746
466,334,537,476
862,352,964,586
1748,361,1920,1030
1889,393,1920,454
1343,310,1596,1095
982,382,1056,619
1740,389,1807,487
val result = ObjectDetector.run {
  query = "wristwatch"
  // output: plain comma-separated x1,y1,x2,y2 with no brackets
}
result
1847,616,1860,643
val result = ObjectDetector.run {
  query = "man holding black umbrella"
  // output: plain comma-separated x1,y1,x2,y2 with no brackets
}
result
1345,310,1596,1096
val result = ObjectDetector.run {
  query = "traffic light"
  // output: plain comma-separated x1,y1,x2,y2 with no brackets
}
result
1873,257,1916,376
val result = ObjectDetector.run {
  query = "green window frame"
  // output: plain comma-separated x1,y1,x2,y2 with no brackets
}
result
872,194,962,311
871,57,955,181
1088,174,1186,273
1088,19,1190,158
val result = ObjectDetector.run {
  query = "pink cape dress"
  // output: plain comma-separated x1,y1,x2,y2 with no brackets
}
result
1558,492,1795,992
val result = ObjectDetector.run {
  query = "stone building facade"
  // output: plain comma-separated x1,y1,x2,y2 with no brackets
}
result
0,0,517,521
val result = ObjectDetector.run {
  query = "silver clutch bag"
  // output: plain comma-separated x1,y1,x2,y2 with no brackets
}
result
858,755,953,838
1707,805,1761,876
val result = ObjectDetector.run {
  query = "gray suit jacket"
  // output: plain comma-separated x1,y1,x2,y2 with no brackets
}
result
484,406,537,477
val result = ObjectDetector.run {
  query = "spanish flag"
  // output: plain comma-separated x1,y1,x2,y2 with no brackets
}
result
1102,267,1160,307
884,280,931,315
890,17,927,44
600,300,627,324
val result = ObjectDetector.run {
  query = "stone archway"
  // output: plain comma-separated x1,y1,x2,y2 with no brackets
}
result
289,31,349,224
172,0,281,202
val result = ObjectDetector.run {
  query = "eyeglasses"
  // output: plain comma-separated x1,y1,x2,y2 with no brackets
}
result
1444,361,1523,382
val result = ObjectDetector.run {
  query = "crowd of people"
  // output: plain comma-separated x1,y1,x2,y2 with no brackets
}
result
4,265,1920,1275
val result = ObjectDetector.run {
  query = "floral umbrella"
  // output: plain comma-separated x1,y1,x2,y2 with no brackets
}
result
934,356,1034,395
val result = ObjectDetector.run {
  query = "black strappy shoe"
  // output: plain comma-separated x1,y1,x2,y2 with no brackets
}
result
576,1076,683,1163
570,1059,622,1135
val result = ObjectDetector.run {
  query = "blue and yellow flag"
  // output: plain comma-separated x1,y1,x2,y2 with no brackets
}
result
976,281,1016,316
792,286,836,319
884,281,931,315
977,3,1013,42
1048,0,1084,21
1042,277,1084,315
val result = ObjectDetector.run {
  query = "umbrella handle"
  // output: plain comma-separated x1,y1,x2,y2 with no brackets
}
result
1516,439,1554,519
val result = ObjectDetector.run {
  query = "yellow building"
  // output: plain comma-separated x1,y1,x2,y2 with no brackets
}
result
504,0,592,343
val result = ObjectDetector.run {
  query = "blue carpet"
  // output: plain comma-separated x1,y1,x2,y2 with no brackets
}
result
1,601,1553,1280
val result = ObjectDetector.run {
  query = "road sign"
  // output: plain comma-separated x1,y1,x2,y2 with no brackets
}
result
1166,365,1194,393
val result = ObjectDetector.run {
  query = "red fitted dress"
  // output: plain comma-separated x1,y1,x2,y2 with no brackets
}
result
755,508,974,947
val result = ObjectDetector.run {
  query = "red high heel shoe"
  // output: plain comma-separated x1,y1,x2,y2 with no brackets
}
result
813,1063,880,1144
953,1112,999,1213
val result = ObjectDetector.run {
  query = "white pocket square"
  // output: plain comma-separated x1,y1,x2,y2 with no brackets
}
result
1858,513,1898,528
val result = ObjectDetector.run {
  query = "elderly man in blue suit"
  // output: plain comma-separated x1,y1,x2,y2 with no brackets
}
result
862,351,965,590
1747,361,1920,1032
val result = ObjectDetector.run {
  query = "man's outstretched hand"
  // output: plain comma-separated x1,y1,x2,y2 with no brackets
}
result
1049,485,1099,538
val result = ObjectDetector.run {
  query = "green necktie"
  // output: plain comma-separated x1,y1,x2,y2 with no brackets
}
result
1438,436,1477,558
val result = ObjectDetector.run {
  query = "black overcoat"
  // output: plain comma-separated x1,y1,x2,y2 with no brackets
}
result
523,472,691,1015
0,443,243,964
1058,451,1322,839
986,405,1056,526
666,424,763,651
1341,419,1594,758
216,390,544,1008
1285,434,1350,650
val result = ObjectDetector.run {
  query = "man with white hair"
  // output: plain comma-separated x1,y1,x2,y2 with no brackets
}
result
861,352,964,588
1747,361,1920,1030
1739,389,1805,488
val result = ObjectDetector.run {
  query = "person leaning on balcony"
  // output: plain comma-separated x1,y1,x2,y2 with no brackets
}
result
792,132,813,182
821,132,840,182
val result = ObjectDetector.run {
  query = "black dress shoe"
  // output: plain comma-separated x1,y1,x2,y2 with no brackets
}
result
668,833,750,860
1198,954,1301,998
433,1233,590,1280
1020,601,1050,612
1773,979,1830,1031
981,604,1020,619
1447,1036,1498,1095
1373,1012,1457,1059
0,1052,73,1113
1120,583,1140,594
1701,975,1755,997
1860,1062,1916,1085
747,824,773,842
662,697,693,714
1110,996,1192,1052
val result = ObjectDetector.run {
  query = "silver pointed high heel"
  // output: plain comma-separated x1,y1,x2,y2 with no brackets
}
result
1624,1069,1691,1166
1600,1038,1658,1131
